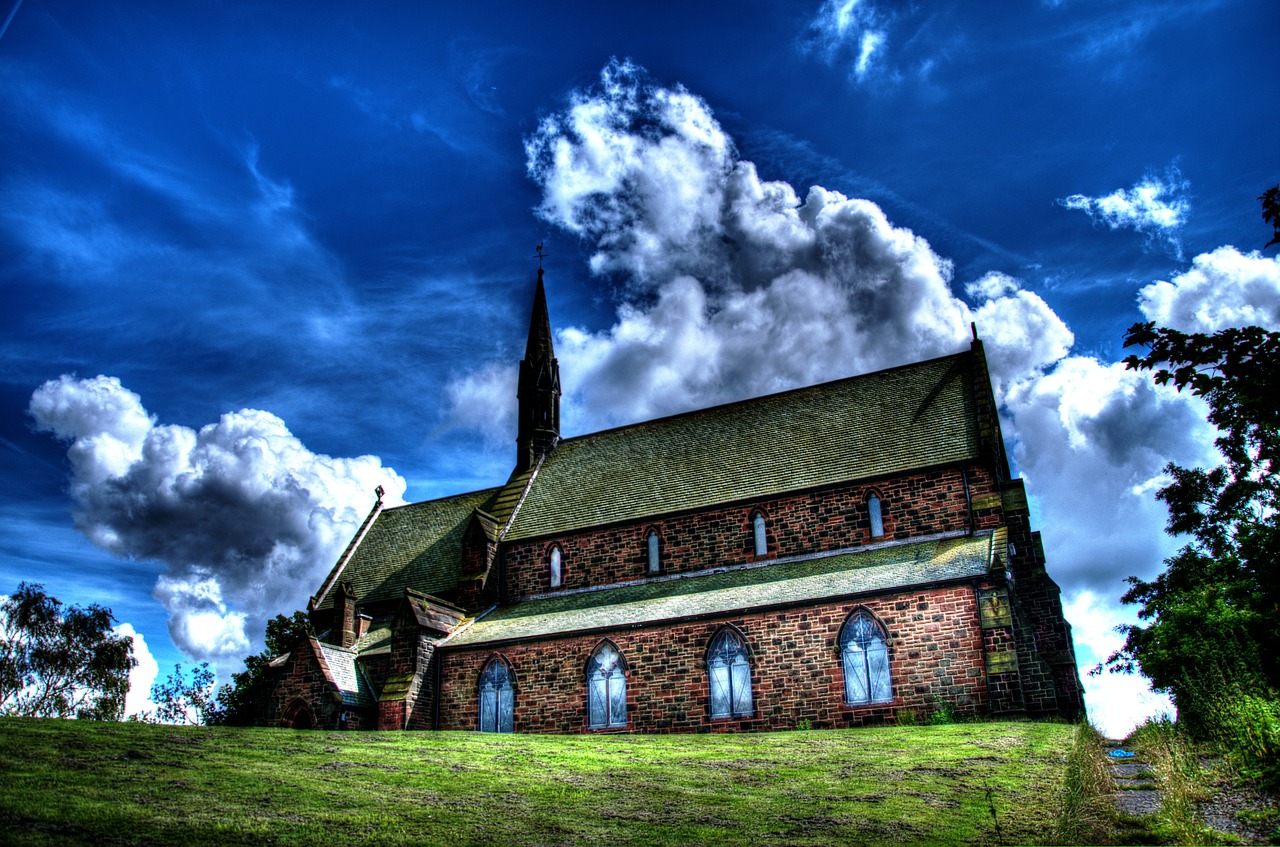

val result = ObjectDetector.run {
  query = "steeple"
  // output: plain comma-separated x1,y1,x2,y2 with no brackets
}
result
516,267,560,472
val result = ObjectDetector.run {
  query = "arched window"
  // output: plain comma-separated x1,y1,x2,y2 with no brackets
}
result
549,545,562,588
840,611,893,705
867,494,884,538
647,530,660,574
752,512,768,556
586,642,627,729
478,656,514,733
707,628,753,718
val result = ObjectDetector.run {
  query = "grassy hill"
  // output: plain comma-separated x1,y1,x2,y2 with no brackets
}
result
0,717,1075,846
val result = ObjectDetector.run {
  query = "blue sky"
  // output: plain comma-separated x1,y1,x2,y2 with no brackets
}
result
2,0,1277,735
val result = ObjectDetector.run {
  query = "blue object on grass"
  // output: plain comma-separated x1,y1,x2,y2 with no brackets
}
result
1109,749,1136,758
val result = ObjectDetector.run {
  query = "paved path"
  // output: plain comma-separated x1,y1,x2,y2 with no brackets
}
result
1104,741,1161,822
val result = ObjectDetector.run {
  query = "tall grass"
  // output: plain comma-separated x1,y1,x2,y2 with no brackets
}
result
1128,716,1214,845
1050,722,1117,846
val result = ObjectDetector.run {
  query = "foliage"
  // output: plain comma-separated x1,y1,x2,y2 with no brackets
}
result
1108,189,1280,737
212,611,312,726
0,718,1073,846
147,663,220,725
1261,185,1280,249
0,583,135,721
1127,716,1222,845
1050,723,1115,847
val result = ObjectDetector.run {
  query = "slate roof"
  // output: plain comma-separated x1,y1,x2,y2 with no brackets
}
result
315,487,498,610
445,531,996,648
320,350,981,607
503,351,978,540
316,641,376,707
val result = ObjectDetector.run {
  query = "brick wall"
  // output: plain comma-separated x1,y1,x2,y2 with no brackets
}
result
266,639,374,730
502,463,1001,601
437,582,998,733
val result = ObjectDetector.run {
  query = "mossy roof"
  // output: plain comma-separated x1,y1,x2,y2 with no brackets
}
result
321,351,980,607
445,531,995,648
503,351,978,540
316,487,499,609
316,642,376,707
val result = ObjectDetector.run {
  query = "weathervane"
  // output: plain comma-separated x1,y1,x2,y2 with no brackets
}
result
535,242,548,269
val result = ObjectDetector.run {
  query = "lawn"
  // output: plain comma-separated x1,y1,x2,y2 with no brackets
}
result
0,717,1074,846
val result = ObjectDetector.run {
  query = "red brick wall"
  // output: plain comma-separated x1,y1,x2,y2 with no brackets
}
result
503,463,1002,600
437,583,995,733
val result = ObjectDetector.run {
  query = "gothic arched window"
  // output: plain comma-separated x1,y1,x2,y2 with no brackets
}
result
707,628,753,718
839,611,893,705
478,656,514,733
586,642,627,729
647,530,661,574
752,512,768,556
867,493,884,538
549,545,562,588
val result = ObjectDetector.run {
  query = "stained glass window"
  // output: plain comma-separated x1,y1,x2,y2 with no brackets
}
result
840,611,893,705
707,628,753,718
868,494,884,538
647,531,660,573
752,512,767,556
478,657,514,733
549,545,562,588
587,642,627,729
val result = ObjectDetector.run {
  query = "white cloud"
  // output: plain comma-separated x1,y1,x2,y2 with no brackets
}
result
805,0,889,82
1064,591,1173,738
116,622,159,719
1138,246,1280,333
29,376,407,670
1058,167,1190,256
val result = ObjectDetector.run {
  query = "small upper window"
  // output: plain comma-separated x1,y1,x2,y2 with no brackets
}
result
868,494,884,538
549,545,562,588
646,530,660,574
752,512,768,556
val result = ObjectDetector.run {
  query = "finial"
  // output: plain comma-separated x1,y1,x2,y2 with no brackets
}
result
375,484,385,503
535,242,548,270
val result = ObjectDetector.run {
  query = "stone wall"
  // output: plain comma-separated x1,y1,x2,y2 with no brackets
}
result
502,463,1003,601
437,581,1011,733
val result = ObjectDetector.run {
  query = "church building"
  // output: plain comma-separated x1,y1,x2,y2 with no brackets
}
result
264,268,1084,732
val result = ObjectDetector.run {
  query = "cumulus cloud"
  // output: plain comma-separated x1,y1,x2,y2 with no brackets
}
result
452,60,1261,732
1137,246,1280,333
1058,167,1190,256
116,622,159,719
29,376,406,669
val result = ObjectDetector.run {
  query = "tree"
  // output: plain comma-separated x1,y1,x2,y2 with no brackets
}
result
1108,187,1280,730
147,662,220,725
213,611,312,726
0,582,136,720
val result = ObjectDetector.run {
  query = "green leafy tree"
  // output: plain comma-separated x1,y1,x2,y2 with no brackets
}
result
146,662,220,725
1109,187,1280,730
213,611,312,726
0,582,136,720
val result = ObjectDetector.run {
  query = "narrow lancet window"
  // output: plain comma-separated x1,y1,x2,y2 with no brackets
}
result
707,629,753,718
839,611,893,705
752,512,767,556
478,657,514,733
549,545,562,588
647,530,660,574
587,642,627,729
868,494,884,538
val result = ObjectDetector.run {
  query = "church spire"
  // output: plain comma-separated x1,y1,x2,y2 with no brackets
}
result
516,266,560,472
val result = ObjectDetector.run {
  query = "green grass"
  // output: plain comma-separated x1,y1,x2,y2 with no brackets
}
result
0,717,1075,846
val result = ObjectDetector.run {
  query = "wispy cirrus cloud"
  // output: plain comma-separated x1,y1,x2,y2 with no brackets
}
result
1057,167,1190,256
802,0,890,82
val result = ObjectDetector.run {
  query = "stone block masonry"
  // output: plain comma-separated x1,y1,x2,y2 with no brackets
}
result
436,582,997,733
